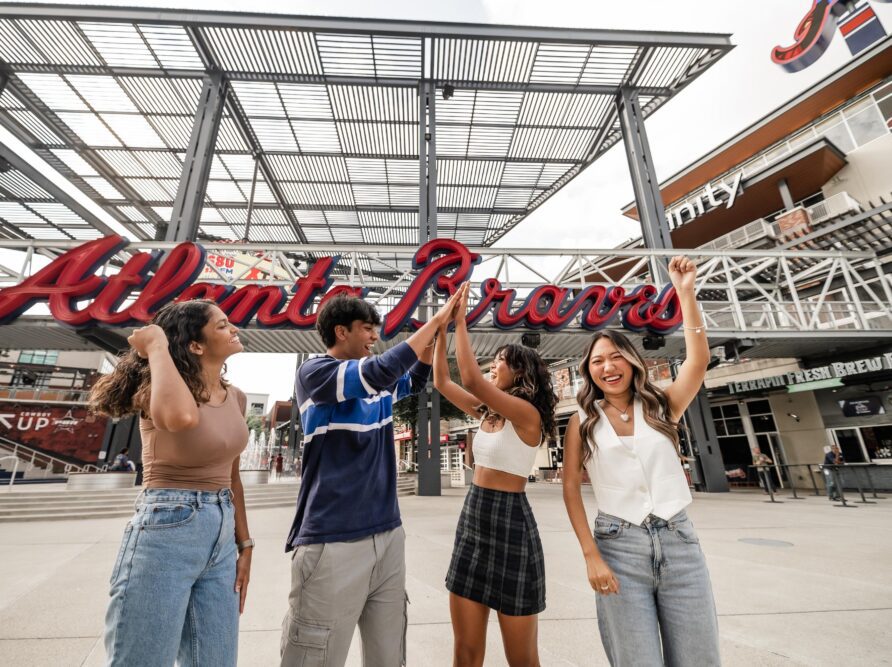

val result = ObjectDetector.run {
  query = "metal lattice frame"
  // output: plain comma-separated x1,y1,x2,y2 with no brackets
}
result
1,240,889,359
0,5,732,245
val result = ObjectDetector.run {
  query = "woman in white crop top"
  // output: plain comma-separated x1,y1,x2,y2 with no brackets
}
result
562,257,722,666
434,282,557,667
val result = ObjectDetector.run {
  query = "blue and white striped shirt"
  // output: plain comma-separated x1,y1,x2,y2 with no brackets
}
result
286,342,430,548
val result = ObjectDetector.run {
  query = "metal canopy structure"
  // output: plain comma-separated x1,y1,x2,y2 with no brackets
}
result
0,4,733,246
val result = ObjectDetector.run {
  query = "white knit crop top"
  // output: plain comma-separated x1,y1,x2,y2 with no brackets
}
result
472,419,541,478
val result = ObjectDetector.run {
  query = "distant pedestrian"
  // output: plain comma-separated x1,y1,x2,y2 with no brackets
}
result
274,453,284,480
824,444,845,500
109,447,136,472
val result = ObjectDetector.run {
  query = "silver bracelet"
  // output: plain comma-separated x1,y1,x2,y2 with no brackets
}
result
683,324,706,333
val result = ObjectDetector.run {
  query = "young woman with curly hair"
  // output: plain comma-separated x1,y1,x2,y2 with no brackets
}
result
562,256,720,666
433,282,557,667
90,299,252,667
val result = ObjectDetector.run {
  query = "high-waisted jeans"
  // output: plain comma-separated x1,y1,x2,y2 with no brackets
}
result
594,510,721,666
104,488,239,667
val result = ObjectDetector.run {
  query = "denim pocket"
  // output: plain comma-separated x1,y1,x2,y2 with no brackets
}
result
593,519,624,540
671,521,700,544
109,524,134,585
140,503,197,530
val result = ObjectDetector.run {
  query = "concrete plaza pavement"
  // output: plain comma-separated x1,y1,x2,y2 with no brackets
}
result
1,483,890,666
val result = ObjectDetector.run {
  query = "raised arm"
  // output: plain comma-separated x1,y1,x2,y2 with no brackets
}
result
129,325,199,432
402,289,463,359
452,283,540,435
664,256,710,421
562,413,619,595
433,322,482,418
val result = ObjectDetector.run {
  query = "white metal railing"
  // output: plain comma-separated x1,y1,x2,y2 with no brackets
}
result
0,437,104,479
0,387,90,403
699,218,776,251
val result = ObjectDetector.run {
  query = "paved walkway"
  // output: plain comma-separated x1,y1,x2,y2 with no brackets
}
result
1,483,890,666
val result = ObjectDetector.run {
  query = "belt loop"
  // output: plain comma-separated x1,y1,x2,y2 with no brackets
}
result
196,493,203,509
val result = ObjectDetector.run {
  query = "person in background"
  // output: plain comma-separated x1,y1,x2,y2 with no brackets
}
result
109,447,136,472
824,444,845,501
562,256,721,666
90,299,253,667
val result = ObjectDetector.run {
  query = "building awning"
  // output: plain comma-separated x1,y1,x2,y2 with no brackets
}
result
670,138,848,248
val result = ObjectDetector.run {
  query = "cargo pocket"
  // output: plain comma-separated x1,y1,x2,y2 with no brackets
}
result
284,615,330,667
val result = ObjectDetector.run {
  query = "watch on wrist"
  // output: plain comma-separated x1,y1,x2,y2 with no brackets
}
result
237,538,255,552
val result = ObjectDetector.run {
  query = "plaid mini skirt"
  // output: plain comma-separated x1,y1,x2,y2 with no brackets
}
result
445,484,546,616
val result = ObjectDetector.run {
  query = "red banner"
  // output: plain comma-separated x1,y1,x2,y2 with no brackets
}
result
0,404,106,465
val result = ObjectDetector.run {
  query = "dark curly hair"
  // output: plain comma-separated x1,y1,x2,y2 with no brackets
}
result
479,343,557,441
315,295,382,348
89,299,228,418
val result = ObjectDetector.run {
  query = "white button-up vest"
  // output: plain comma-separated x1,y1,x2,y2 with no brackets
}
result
580,398,691,525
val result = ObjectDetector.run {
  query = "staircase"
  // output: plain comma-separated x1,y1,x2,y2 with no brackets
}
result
397,472,417,496
0,437,96,485
0,483,301,522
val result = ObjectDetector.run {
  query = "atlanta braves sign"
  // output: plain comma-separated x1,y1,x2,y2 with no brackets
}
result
0,235,682,337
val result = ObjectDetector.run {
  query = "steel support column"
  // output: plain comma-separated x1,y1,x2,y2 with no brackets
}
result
417,80,441,495
617,87,673,272
686,388,729,492
167,73,226,242
778,178,795,212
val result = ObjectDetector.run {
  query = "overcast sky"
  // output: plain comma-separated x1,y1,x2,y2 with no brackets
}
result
4,0,892,408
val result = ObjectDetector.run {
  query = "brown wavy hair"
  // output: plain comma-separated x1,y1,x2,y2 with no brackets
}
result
479,344,558,441
90,299,228,418
576,330,680,465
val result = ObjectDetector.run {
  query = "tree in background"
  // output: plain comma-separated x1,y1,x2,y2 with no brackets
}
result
393,357,469,429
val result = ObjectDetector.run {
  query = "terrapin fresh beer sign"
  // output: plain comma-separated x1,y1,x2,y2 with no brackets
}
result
0,235,683,337
773,0,891,72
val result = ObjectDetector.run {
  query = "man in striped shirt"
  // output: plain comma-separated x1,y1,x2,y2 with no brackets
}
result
282,293,459,667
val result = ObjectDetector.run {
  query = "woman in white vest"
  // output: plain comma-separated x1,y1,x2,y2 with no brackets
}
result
562,256,721,666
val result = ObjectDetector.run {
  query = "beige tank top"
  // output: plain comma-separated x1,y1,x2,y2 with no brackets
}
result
140,385,250,491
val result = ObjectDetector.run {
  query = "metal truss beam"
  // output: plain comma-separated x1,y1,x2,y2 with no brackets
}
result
0,76,159,238
167,73,226,242
0,141,119,237
0,5,733,51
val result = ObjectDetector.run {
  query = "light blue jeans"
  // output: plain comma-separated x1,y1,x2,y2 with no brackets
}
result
594,510,720,666
104,489,239,667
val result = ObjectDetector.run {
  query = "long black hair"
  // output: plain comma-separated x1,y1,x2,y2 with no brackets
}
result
90,299,228,418
479,343,558,440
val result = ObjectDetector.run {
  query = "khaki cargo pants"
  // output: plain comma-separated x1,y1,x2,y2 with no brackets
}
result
281,526,407,667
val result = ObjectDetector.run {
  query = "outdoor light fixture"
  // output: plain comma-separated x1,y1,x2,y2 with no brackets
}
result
442,84,455,100
786,412,801,422
642,335,665,351
521,333,541,349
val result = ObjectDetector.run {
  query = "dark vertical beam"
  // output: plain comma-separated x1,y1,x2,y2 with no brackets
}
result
617,87,673,266
778,178,795,211
0,73,8,97
686,389,729,492
167,73,226,242
427,82,438,239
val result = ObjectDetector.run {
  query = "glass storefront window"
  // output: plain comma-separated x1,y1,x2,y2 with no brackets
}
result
846,103,887,147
